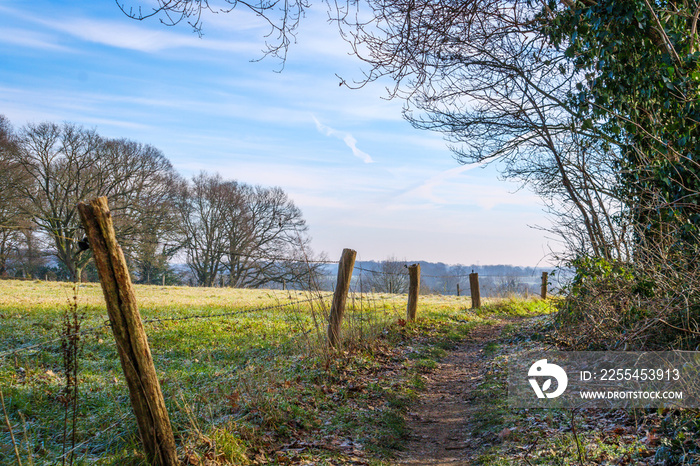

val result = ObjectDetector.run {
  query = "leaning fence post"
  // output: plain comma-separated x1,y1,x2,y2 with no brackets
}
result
469,272,481,309
406,264,420,321
541,272,548,299
327,248,356,348
78,197,178,466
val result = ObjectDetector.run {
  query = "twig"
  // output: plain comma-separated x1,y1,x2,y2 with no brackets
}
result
1,390,23,466
523,436,539,466
18,412,33,466
658,319,700,336
571,409,585,466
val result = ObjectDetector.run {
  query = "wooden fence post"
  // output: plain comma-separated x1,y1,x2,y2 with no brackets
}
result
406,264,420,322
327,248,356,348
541,272,548,299
78,197,178,466
469,272,481,309
457,283,460,296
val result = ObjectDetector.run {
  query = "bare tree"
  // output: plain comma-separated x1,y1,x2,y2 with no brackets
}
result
225,185,316,288
329,0,628,262
368,256,409,294
12,228,47,279
124,168,184,284
116,0,309,61
9,121,179,280
493,274,527,298
0,115,28,276
175,172,230,287
177,172,321,288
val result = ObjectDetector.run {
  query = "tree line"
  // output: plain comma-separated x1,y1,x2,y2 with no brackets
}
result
347,257,551,297
0,115,322,287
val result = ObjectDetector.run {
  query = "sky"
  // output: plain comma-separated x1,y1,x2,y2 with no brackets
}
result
0,0,557,266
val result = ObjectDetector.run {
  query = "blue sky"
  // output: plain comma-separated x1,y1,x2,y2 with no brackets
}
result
0,0,555,266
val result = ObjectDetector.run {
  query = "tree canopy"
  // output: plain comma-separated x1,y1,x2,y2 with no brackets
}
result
0,115,319,287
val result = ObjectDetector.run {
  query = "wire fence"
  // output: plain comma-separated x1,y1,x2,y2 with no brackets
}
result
0,222,339,270
0,296,329,360
348,263,555,299
0,266,412,465
1,222,557,300
0,215,554,464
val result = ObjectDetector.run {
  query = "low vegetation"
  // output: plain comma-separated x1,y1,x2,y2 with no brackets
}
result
0,279,549,465
9,277,696,465
461,316,700,465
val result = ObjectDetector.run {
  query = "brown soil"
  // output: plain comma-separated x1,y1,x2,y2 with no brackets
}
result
395,321,509,465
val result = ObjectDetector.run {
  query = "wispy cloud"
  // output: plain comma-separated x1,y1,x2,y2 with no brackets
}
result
0,4,260,55
0,27,70,51
392,162,541,210
312,115,374,163
400,164,480,204
52,19,259,54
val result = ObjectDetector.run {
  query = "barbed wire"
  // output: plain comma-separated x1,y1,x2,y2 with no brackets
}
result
420,272,547,278
0,296,330,358
352,265,406,276
57,412,132,462
352,263,546,280
0,322,112,359
0,223,339,266
181,243,337,265
141,295,326,324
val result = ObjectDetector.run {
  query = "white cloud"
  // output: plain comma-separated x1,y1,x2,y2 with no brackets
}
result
312,115,374,163
398,164,481,204
53,19,259,54
0,4,261,55
390,162,542,211
0,27,70,51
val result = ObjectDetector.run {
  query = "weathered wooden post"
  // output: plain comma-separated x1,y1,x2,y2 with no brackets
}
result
327,248,356,348
469,272,481,309
541,271,548,299
457,283,461,297
78,197,178,466
406,264,420,322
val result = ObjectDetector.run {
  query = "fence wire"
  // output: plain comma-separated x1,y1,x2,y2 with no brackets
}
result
0,290,338,464
0,296,329,359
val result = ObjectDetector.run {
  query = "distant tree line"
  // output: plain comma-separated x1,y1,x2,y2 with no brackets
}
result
0,115,322,287
337,257,552,297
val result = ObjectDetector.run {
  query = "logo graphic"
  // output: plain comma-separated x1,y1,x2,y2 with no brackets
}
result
528,359,568,399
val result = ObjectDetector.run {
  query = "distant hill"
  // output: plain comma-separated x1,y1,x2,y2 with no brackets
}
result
317,261,561,297
167,259,567,297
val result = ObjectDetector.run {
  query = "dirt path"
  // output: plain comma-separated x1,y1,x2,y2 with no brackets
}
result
395,321,509,465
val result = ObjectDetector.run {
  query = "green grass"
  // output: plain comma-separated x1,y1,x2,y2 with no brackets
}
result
0,279,551,465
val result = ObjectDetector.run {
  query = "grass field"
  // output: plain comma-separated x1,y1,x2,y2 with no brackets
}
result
0,279,552,465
